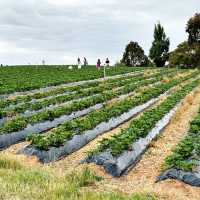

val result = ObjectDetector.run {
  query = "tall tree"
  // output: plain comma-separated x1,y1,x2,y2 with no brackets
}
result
169,41,200,68
186,13,200,44
169,13,200,68
121,41,148,67
149,23,170,67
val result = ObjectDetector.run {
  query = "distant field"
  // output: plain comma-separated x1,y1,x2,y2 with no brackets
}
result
0,65,147,95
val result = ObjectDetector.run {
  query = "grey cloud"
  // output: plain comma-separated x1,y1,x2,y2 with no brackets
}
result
0,0,199,65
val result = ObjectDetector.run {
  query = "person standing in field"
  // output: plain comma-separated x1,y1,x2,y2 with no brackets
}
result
96,59,101,69
83,57,88,66
77,57,82,69
77,57,81,65
105,58,110,67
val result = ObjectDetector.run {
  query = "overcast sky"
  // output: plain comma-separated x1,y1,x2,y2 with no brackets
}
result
0,0,199,65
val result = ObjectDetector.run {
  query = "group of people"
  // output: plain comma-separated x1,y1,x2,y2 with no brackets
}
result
77,57,110,69
96,58,110,69
77,57,88,68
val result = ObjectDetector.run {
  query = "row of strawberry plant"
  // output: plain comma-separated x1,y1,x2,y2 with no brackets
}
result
27,73,199,150
87,78,200,158
164,108,200,172
0,69,177,118
0,70,144,109
0,71,154,116
0,66,148,95
0,68,179,110
0,71,170,134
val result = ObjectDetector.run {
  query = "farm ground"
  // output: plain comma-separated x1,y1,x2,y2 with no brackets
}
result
0,67,200,200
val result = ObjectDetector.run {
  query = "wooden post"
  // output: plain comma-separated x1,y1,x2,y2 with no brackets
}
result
104,64,106,80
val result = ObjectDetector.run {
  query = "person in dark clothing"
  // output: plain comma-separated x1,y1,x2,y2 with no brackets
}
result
105,58,110,66
83,57,88,66
77,57,81,65
96,59,101,69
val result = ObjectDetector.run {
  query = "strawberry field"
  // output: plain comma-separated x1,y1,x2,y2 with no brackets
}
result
0,65,146,95
1,66,200,200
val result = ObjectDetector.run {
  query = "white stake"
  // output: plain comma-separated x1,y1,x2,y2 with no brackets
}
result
104,64,106,80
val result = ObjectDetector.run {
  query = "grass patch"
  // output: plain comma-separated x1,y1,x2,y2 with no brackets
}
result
0,155,156,200
0,156,22,170
66,167,103,187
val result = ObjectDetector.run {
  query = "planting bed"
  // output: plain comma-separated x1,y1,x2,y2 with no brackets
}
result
0,69,182,132
0,65,148,96
84,79,200,177
0,69,146,109
0,68,177,112
18,72,198,162
0,69,169,117
0,70,172,134
0,69,177,149
157,105,200,187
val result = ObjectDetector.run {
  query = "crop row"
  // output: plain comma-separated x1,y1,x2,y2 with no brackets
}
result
0,70,173,134
0,70,146,109
0,66,150,95
27,73,199,150
0,68,176,110
0,71,153,116
88,78,200,157
164,107,200,171
0,69,177,118
0,81,98,108
3,66,157,95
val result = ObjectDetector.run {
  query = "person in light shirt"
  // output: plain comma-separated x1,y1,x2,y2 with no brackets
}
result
77,57,82,69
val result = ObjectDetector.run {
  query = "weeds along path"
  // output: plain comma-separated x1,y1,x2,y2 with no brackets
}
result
86,87,200,200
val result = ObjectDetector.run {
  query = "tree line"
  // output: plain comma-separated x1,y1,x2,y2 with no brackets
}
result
121,13,200,68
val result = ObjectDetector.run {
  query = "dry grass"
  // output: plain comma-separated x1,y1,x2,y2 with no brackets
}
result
143,69,160,78
0,153,157,200
161,77,170,83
